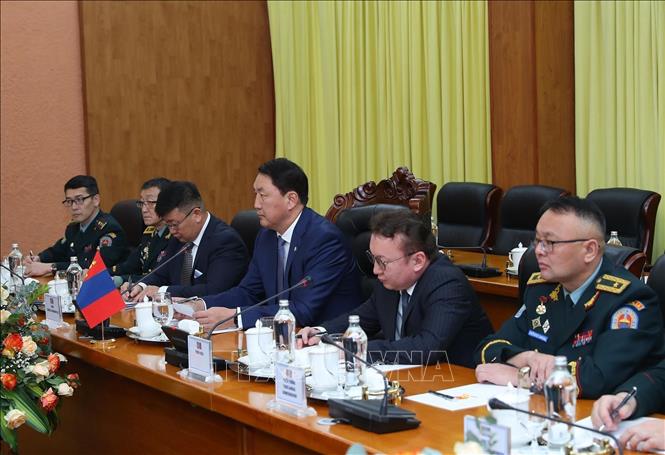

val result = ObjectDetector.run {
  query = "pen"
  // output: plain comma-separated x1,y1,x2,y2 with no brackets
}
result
295,331,327,339
598,386,637,432
428,389,455,400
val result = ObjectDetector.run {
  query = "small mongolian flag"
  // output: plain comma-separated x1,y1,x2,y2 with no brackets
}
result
76,250,126,328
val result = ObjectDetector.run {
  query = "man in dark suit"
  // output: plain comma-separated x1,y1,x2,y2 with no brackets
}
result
193,158,362,330
25,175,128,274
475,197,664,398
591,358,665,452
298,210,493,367
127,181,249,300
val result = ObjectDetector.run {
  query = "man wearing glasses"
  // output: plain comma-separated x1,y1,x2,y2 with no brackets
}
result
126,180,249,300
25,175,128,275
111,177,171,286
298,210,493,367
475,196,664,398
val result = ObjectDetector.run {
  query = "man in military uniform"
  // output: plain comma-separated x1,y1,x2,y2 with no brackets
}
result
111,178,171,286
474,196,664,399
25,175,128,275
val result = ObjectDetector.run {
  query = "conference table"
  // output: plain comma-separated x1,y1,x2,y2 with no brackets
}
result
446,250,520,330
17,309,649,455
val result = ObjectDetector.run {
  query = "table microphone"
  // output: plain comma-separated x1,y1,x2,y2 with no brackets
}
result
320,334,420,434
487,398,623,455
205,275,312,338
437,245,501,278
121,241,193,297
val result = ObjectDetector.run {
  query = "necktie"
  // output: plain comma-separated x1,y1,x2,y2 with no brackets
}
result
394,290,410,341
180,244,193,286
277,237,287,292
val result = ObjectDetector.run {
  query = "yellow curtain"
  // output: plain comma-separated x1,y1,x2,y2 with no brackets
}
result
575,1,665,257
267,0,491,214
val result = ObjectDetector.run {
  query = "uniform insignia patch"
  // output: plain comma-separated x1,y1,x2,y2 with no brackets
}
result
627,300,645,311
532,317,541,329
143,226,156,235
572,330,593,348
108,232,117,238
514,304,526,318
596,274,630,294
527,272,547,285
99,236,113,247
95,220,108,231
542,319,550,334
549,284,561,302
528,330,548,342
610,307,639,329
584,291,600,311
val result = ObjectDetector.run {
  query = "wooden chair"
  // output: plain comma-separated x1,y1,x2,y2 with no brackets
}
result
325,167,436,223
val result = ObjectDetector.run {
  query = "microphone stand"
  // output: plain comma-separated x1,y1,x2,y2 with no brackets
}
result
437,244,501,278
0,263,26,288
488,398,623,455
120,242,193,297
205,276,312,338
319,334,420,434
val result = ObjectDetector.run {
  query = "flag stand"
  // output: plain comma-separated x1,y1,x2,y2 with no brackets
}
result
93,320,116,351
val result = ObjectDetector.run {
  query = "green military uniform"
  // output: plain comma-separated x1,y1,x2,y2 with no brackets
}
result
615,355,665,417
39,210,128,271
110,225,171,283
475,256,665,399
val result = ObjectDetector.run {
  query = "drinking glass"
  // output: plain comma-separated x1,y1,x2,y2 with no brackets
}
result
152,292,173,326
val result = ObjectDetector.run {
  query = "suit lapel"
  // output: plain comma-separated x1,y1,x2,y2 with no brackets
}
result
386,291,400,340
192,216,213,271
283,208,311,285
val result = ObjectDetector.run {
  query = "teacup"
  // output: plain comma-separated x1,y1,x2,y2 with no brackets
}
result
308,344,338,391
134,301,162,338
488,389,531,446
245,326,273,368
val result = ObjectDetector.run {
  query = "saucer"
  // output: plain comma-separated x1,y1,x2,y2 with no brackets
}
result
506,267,519,276
126,326,169,343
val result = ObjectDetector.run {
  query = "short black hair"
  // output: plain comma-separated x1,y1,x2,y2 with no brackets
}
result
540,196,606,236
155,181,203,217
64,175,99,195
370,211,437,260
257,158,309,205
141,177,171,192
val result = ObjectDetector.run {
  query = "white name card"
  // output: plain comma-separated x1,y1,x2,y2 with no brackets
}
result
44,294,63,325
463,415,510,455
187,335,213,381
274,361,307,409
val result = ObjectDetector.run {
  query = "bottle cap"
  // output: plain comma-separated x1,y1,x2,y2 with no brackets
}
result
70,256,78,262
348,315,360,324
278,299,289,307
11,243,19,249
554,355,567,367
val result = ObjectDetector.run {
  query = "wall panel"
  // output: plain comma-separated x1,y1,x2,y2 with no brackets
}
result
80,1,275,221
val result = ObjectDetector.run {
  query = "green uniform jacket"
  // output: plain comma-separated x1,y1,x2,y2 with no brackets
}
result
110,226,171,282
474,256,665,398
39,211,128,271
616,355,665,417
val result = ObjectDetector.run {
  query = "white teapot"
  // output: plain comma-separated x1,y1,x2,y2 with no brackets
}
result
508,242,527,271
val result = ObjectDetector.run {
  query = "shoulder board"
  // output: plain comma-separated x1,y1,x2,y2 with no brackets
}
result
527,272,547,285
143,226,156,235
595,274,630,294
95,219,108,231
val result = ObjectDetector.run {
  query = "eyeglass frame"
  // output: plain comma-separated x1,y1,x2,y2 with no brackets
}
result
164,206,199,230
365,249,417,270
135,199,158,209
531,237,598,254
61,194,96,207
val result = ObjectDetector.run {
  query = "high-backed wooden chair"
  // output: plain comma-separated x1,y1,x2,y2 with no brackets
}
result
325,167,436,223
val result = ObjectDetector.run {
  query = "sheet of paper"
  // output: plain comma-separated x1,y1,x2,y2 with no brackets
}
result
173,302,195,317
212,326,239,335
576,416,665,454
374,364,420,373
407,383,521,411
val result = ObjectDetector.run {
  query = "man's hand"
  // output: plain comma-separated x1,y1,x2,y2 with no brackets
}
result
296,327,322,348
475,363,519,385
23,255,40,265
25,262,52,277
591,392,636,431
620,419,665,452
193,307,236,332
510,351,557,388
131,285,159,302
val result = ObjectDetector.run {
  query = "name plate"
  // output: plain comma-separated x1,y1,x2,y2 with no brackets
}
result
187,335,213,381
44,294,63,325
463,415,510,455
275,361,307,409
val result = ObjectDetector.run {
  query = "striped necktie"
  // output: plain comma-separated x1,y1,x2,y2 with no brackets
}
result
180,244,193,286
394,290,410,341
277,237,287,292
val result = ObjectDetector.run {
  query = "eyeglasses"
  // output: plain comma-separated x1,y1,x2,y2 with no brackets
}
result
531,238,593,254
366,250,416,270
62,194,94,207
135,200,158,209
164,206,199,230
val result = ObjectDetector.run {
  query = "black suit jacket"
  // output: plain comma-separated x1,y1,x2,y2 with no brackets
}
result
322,254,493,367
142,214,249,297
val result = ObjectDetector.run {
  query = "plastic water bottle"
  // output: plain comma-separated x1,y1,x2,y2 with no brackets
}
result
342,315,368,387
7,243,23,292
66,257,83,321
607,231,622,247
273,299,296,364
544,356,577,448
